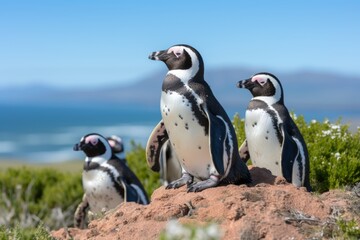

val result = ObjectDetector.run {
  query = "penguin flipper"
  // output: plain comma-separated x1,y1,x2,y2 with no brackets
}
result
146,120,169,172
280,123,304,185
205,109,229,176
159,140,182,186
118,176,149,205
239,140,250,163
74,194,90,229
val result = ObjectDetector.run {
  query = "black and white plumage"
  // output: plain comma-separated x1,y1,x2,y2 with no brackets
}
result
106,135,127,165
146,44,251,192
73,133,149,228
107,135,124,154
158,140,182,186
237,72,311,191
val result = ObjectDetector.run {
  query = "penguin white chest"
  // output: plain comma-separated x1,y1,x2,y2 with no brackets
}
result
160,91,216,179
245,108,282,176
82,169,123,214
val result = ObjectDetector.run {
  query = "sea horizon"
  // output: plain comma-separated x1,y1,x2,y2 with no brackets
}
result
1,102,359,163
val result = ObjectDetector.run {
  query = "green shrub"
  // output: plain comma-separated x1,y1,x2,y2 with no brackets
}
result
0,167,83,230
0,223,53,240
335,218,360,239
232,113,360,193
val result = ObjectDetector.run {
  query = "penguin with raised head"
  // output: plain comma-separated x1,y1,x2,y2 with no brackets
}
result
73,133,149,228
236,72,311,191
146,44,251,192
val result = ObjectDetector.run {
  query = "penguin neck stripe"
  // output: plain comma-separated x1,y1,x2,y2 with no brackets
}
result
252,96,280,106
167,47,199,83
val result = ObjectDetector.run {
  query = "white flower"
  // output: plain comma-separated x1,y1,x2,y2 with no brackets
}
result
165,219,189,238
291,113,297,120
334,152,341,160
206,224,222,239
311,120,317,124
322,130,331,136
331,125,340,131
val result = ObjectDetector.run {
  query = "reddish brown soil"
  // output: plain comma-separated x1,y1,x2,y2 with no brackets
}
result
52,167,360,239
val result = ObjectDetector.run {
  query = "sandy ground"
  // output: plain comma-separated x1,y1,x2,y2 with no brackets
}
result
52,166,360,239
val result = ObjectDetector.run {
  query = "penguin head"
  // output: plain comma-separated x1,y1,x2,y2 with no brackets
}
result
74,133,112,165
107,135,124,154
237,72,284,103
149,44,204,78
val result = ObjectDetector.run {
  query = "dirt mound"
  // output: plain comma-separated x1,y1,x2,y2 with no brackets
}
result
52,167,360,239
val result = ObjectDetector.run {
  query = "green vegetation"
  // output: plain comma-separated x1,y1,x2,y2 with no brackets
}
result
0,224,54,240
333,218,360,239
126,141,161,195
0,114,359,237
0,167,82,238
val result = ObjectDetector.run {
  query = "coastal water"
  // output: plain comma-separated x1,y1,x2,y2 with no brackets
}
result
0,103,161,162
0,103,359,163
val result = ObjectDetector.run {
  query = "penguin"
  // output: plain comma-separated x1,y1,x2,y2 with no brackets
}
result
158,140,182,186
106,135,127,165
73,133,149,228
236,72,311,191
146,44,251,192
107,135,124,154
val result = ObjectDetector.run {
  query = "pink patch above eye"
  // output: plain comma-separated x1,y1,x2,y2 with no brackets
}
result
252,76,267,85
167,46,183,58
108,140,115,148
85,136,98,145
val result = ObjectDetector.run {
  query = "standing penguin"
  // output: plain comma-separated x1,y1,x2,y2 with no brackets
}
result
146,44,251,192
73,133,149,228
236,72,311,191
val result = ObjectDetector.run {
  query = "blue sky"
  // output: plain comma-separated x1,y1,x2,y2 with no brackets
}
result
0,1,359,89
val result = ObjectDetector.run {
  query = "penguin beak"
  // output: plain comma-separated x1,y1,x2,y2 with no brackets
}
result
148,50,168,61
237,78,252,89
73,143,81,151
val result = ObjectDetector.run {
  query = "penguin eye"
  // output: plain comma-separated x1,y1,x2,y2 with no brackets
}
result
259,80,266,86
174,51,182,58
90,138,98,145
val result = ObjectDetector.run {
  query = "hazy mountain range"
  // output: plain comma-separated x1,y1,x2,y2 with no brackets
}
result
1,67,359,113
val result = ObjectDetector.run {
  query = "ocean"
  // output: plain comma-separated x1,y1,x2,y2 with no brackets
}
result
0,103,161,163
0,103,359,163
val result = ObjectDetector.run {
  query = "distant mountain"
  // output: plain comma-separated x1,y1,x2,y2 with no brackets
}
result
1,67,359,113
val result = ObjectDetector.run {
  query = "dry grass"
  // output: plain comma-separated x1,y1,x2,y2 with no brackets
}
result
0,159,83,173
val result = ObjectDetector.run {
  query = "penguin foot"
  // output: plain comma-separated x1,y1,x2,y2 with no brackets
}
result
166,173,193,189
187,176,220,192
